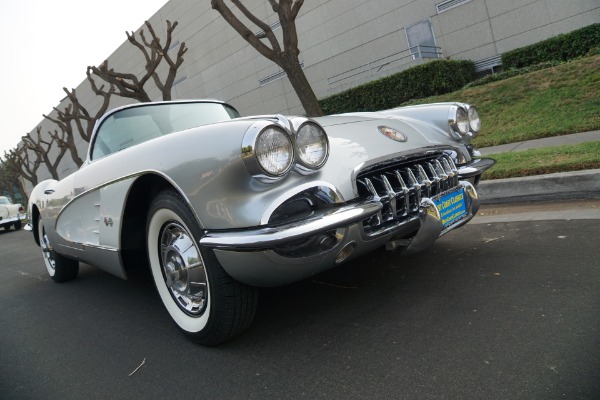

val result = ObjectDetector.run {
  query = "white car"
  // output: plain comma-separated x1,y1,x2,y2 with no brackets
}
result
0,196,26,231
27,100,494,345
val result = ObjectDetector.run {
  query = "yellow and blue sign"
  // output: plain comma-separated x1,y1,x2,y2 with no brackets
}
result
434,188,467,227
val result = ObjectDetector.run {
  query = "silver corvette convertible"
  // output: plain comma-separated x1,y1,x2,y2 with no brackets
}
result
27,99,494,345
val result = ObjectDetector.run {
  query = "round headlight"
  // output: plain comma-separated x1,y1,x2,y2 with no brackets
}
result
456,106,469,136
468,106,481,134
296,122,329,171
448,106,470,140
255,126,294,177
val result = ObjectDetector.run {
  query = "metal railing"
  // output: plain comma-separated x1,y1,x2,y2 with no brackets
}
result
327,45,443,87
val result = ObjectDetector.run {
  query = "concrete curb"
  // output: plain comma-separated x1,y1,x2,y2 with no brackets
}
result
477,169,600,204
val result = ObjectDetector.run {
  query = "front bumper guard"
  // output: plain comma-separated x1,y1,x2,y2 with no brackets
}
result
200,180,481,253
200,200,383,250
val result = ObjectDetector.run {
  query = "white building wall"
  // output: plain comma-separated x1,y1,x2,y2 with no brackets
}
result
20,0,599,186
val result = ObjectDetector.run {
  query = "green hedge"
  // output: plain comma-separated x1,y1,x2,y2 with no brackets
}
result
502,23,600,69
319,59,475,114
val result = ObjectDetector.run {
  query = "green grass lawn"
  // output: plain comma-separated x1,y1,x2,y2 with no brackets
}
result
405,54,600,148
481,142,600,180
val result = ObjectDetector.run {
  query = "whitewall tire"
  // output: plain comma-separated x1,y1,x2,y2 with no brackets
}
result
146,190,257,345
38,217,79,282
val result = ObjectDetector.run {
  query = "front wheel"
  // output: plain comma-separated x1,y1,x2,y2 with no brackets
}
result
38,217,79,282
146,190,257,346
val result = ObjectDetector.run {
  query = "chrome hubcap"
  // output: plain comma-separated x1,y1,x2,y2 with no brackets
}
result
159,222,208,316
40,227,56,270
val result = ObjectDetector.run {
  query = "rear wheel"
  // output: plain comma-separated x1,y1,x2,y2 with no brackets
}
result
38,217,79,282
13,221,22,230
146,190,257,346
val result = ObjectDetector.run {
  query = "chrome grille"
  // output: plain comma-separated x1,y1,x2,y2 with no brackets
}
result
356,154,459,236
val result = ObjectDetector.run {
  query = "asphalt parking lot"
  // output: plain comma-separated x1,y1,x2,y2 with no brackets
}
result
1,201,599,399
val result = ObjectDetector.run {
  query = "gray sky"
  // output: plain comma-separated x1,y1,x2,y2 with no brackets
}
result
0,0,167,155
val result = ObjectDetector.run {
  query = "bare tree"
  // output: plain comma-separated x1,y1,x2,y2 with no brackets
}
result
0,149,28,203
14,146,41,189
212,0,323,117
22,127,68,181
66,74,116,143
88,20,188,102
43,104,84,168
43,76,116,167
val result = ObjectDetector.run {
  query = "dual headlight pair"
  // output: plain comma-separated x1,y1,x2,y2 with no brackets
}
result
448,104,481,141
242,116,329,183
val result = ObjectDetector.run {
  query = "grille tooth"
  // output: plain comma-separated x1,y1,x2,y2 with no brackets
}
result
380,175,397,219
427,163,441,196
356,153,462,236
415,165,431,198
434,160,449,191
405,168,422,212
393,170,410,217
448,156,459,187
441,158,454,177
363,178,380,198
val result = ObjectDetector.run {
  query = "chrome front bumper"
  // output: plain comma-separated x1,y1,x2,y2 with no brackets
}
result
203,179,481,287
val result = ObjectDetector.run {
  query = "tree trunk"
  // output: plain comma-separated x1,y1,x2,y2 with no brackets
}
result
281,59,323,117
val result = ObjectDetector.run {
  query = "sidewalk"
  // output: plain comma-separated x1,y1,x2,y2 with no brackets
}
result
476,130,600,204
479,130,600,156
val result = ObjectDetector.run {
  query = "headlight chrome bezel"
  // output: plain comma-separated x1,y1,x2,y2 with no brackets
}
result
242,116,329,183
242,122,294,183
448,104,482,142
290,118,330,175
467,106,481,134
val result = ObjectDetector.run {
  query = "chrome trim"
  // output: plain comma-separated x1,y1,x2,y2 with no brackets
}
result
457,158,495,178
241,120,294,183
0,214,25,225
378,126,408,142
88,99,236,163
448,105,469,140
402,198,442,254
466,105,481,135
356,153,461,237
403,180,479,254
159,221,208,316
81,243,119,252
200,200,382,250
350,146,467,195
292,120,330,174
260,181,344,225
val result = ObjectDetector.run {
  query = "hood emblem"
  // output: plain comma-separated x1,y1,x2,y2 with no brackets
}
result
378,126,407,142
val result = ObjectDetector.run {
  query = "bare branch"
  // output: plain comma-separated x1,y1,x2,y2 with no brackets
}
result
211,0,281,62
213,0,323,116
89,20,187,102
22,127,68,180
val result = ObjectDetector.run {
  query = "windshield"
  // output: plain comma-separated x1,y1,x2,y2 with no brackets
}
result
0,197,9,205
91,102,240,160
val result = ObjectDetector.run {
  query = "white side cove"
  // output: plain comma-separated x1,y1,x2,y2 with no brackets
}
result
56,178,135,249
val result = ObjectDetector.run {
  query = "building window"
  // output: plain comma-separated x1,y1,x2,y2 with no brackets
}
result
405,19,439,59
